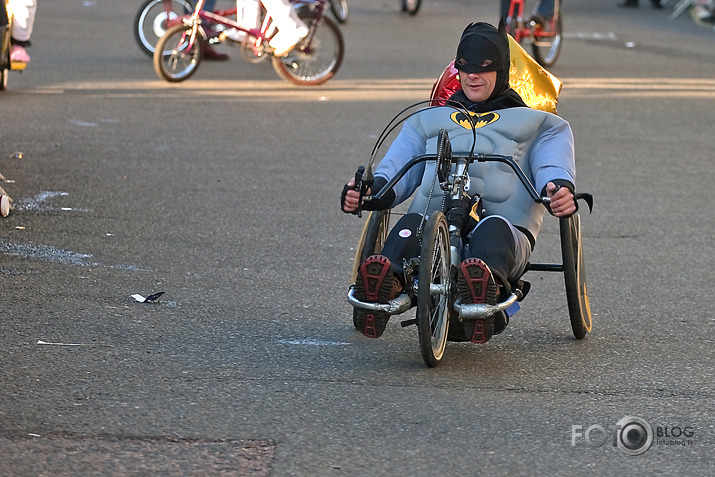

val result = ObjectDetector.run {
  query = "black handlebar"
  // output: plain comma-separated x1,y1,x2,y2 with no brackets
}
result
363,152,549,205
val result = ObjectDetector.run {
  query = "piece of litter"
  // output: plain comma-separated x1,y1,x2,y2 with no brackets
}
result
28,433,41,437
12,152,24,159
36,340,112,347
132,291,165,303
37,340,84,346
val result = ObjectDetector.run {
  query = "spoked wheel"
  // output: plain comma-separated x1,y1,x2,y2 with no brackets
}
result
531,13,562,67
134,0,194,56
271,12,344,85
330,0,349,24
351,210,391,330
560,214,592,339
153,23,204,82
401,0,421,15
417,212,451,367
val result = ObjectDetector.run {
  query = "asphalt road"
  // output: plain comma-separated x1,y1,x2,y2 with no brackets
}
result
1,0,713,475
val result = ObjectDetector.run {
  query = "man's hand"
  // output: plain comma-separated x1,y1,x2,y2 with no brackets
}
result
341,177,370,214
546,181,577,217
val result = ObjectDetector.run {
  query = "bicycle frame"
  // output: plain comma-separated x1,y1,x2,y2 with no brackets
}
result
506,0,560,43
174,0,327,54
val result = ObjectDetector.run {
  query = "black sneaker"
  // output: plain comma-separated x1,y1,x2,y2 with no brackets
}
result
353,255,397,338
457,258,498,344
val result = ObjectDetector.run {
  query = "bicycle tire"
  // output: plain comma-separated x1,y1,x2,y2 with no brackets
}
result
417,211,451,367
531,12,562,68
401,0,421,16
330,0,349,24
560,214,592,339
153,23,204,82
1,20,10,90
134,0,195,57
271,12,344,86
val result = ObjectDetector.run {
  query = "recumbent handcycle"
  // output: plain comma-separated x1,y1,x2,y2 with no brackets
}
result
346,102,593,368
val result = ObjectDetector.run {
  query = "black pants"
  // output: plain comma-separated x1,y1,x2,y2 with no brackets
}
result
380,213,519,286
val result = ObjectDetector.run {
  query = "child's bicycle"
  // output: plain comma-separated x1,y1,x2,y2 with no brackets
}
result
1,0,27,90
153,0,343,85
135,0,348,56
504,0,562,67
347,102,592,367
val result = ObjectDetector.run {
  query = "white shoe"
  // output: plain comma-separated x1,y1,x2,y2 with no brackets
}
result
221,28,247,43
269,25,309,56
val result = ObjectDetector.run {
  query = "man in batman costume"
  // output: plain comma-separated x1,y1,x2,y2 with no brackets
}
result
341,21,579,343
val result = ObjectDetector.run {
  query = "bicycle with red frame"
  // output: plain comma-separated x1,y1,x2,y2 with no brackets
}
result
503,0,562,67
152,0,344,86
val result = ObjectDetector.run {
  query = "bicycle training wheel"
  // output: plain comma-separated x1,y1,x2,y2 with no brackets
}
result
417,211,451,367
560,214,592,339
401,0,421,16
271,12,344,86
153,23,204,82
330,0,349,24
134,0,194,56
531,12,562,68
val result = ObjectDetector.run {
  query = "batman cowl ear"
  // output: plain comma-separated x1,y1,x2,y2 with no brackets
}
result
498,18,508,39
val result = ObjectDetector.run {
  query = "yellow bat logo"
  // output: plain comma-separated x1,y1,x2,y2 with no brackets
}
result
450,111,500,129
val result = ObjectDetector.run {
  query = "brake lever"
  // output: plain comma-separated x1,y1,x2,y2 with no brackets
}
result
353,166,374,218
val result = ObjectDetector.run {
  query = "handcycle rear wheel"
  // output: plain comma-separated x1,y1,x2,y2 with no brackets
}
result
134,0,195,57
531,13,562,68
330,0,349,24
417,211,451,367
401,0,421,15
560,213,592,339
153,23,204,82
351,210,391,330
271,12,344,86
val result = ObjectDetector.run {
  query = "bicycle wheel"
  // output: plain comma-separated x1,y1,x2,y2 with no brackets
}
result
271,12,344,86
560,214,592,339
134,0,194,57
401,0,421,15
153,23,204,82
330,0,349,24
417,211,451,367
531,11,562,67
1,26,9,90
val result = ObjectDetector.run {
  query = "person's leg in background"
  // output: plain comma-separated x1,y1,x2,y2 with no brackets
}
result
8,0,36,63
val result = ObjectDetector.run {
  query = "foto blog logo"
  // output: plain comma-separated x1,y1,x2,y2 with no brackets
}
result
571,416,695,455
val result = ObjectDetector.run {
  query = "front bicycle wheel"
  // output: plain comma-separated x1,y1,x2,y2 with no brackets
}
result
134,0,195,57
531,12,562,67
401,0,421,16
417,212,451,367
560,214,592,339
153,23,204,82
271,12,344,85
330,0,349,24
